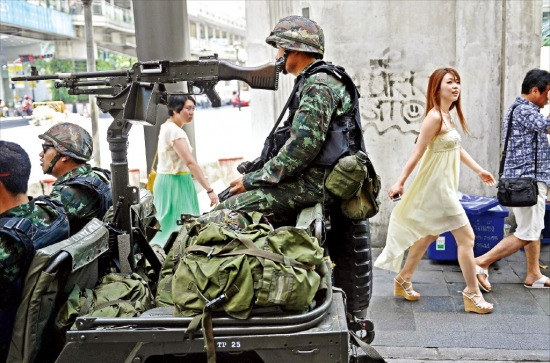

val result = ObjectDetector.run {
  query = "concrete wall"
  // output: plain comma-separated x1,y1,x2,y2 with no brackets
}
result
246,0,543,247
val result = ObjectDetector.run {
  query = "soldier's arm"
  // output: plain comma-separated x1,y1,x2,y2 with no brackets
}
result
50,185,97,221
243,78,338,189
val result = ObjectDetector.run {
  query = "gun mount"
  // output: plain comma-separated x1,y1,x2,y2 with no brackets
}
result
12,54,281,272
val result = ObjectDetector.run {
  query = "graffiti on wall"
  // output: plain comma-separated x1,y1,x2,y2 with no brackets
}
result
360,50,429,135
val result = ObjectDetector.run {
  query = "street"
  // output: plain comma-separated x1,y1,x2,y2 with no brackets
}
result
0,117,31,129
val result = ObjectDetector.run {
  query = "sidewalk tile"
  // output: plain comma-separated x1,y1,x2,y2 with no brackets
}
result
467,332,522,349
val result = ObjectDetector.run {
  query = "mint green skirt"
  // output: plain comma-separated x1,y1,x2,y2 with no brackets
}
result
150,173,199,247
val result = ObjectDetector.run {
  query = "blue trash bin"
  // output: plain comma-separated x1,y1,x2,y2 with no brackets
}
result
427,194,508,261
542,202,550,245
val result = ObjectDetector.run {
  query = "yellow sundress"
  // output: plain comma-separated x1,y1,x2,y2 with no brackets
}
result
374,128,469,273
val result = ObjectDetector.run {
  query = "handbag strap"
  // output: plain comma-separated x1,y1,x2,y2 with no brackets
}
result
150,149,158,173
498,105,538,178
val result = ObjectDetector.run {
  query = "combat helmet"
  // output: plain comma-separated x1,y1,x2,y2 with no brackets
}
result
39,122,93,162
265,15,324,57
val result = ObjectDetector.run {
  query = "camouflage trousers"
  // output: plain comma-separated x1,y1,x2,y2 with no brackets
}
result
216,181,333,225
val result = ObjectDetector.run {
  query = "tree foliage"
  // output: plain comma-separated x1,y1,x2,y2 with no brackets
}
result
32,58,78,103
33,53,137,102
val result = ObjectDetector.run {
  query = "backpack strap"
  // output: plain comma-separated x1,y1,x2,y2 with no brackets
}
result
304,63,366,164
92,166,111,182
0,217,36,268
185,234,316,271
0,217,36,337
349,331,386,362
32,196,70,248
0,196,69,251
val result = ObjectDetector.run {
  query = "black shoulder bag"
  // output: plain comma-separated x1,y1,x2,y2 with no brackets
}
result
496,105,539,207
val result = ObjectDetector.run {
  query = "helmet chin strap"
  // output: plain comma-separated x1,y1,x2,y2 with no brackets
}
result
45,152,62,175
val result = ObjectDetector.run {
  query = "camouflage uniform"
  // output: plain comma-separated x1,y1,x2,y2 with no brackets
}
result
39,122,112,234
50,164,112,233
219,60,354,223
0,199,67,360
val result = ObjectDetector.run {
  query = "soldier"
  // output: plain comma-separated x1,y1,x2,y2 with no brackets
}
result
217,15,364,225
39,122,113,234
0,141,69,361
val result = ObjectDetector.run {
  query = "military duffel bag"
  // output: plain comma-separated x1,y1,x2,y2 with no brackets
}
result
171,209,324,319
57,272,155,331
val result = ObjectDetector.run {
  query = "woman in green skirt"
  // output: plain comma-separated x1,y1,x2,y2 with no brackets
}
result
150,94,219,247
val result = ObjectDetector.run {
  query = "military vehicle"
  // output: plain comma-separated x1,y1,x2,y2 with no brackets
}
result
10,56,380,363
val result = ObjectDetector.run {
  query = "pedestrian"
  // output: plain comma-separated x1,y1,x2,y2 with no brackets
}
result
39,122,112,235
475,69,550,291
374,68,496,314
150,94,218,248
0,141,69,361
216,15,364,225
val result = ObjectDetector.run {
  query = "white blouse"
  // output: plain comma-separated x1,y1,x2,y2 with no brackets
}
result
156,120,192,174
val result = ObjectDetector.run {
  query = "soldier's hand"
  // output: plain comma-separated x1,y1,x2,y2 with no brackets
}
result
229,176,247,195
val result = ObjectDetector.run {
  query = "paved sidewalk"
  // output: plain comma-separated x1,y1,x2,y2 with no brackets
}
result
368,243,550,362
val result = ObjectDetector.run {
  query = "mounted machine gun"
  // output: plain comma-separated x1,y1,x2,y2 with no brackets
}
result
13,54,281,273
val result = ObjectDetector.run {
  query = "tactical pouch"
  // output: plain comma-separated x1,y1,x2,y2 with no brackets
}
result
339,155,381,220
325,153,367,200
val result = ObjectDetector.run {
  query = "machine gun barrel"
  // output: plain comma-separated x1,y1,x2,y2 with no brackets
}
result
11,55,281,109
11,69,132,82
58,80,111,87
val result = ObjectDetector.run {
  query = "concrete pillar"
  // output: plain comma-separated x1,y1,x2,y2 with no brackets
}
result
82,0,101,167
455,0,503,194
132,0,192,172
245,0,283,156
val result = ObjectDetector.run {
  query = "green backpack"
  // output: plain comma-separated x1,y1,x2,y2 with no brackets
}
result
155,209,257,307
57,272,155,331
171,209,324,319
170,210,324,362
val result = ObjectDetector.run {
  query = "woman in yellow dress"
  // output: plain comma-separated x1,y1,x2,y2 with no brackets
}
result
374,68,496,314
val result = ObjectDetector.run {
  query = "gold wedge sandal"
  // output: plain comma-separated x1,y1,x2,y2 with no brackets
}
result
394,276,420,301
461,289,493,314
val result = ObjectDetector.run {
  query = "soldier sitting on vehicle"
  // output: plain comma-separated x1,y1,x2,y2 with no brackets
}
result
0,141,70,361
39,122,113,235
216,15,364,225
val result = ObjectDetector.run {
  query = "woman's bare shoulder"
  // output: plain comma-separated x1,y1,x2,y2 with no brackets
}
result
425,108,442,120
423,108,443,127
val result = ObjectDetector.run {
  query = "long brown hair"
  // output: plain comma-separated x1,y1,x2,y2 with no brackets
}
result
425,67,469,135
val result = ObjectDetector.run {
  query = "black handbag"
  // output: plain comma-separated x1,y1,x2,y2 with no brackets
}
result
496,105,538,207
